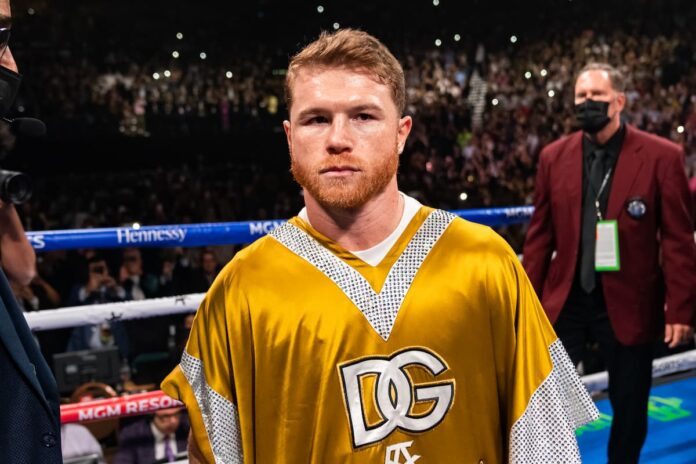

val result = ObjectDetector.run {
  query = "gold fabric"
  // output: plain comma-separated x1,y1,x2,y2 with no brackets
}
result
162,206,590,463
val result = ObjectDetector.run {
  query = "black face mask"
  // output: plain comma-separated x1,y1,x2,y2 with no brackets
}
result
0,65,21,118
574,99,611,134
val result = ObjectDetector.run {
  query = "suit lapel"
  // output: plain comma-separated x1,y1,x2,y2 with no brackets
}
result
0,297,51,415
563,132,584,234
607,125,645,219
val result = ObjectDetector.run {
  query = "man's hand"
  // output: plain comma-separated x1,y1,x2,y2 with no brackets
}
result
664,323,694,349
85,272,103,293
0,199,36,285
101,275,118,289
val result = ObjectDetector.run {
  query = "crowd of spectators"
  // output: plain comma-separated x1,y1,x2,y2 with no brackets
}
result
11,11,696,222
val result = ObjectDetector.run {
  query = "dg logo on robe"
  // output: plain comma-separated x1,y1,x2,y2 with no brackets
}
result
626,197,647,219
338,348,455,448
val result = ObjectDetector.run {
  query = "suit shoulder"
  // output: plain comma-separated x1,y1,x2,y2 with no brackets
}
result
539,131,581,162
630,126,683,158
119,419,151,440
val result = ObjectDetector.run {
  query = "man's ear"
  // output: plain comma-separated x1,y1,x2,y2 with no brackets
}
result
283,120,292,149
397,115,412,154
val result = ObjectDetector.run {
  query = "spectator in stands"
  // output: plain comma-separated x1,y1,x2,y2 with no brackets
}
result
113,408,189,464
157,248,195,297
189,249,220,293
119,248,158,300
9,273,61,312
61,423,105,463
66,254,129,358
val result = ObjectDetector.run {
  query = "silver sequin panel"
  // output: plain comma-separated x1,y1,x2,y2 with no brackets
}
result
270,210,456,340
180,351,243,464
509,339,600,463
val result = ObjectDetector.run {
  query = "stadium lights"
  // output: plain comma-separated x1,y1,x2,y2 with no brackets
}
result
454,34,461,42
459,192,468,201
510,35,518,44
152,73,160,80
548,89,555,98
200,52,207,60
492,98,499,106
540,68,548,77
27,8,35,15
226,71,233,79
333,22,340,30
524,71,532,79
317,5,324,13
132,222,141,230
164,70,171,78
176,32,183,40
433,0,440,6
172,51,180,59
435,38,442,47
677,125,685,134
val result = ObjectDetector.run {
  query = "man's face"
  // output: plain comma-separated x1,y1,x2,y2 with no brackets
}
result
284,67,411,209
123,249,142,276
0,6,16,73
574,70,625,120
88,260,108,277
152,409,181,436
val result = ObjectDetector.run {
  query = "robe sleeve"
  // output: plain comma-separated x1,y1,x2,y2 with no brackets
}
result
161,270,244,464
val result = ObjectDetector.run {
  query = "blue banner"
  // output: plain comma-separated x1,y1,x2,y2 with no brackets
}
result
26,206,534,252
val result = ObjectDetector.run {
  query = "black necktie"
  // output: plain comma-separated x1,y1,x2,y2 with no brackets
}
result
580,149,606,293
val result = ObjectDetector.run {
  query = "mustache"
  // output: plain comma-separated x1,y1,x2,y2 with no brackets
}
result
316,158,364,173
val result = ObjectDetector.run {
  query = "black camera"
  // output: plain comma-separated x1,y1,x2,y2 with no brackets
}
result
0,169,31,204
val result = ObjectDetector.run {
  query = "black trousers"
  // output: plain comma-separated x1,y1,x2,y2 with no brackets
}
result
555,280,653,464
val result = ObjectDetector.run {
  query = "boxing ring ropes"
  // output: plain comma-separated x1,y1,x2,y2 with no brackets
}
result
22,205,696,425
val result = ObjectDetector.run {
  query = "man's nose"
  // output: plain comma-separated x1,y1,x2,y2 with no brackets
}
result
326,117,353,155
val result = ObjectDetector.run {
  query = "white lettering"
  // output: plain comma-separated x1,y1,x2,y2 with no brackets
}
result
106,404,121,417
115,227,188,245
78,409,94,421
385,441,420,464
29,234,46,249
125,402,137,414
340,348,454,448
249,221,284,236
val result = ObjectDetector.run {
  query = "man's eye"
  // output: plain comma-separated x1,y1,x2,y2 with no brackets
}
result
306,116,328,124
355,113,373,121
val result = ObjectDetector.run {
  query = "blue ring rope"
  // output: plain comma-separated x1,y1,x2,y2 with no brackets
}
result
26,206,533,252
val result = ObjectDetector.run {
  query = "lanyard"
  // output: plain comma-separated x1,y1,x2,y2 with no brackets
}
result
593,168,612,221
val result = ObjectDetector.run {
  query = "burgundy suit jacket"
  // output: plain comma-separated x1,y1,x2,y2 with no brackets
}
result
523,125,696,345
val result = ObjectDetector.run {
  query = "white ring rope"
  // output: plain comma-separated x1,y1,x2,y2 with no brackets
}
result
24,293,204,332
25,294,696,394
582,349,696,393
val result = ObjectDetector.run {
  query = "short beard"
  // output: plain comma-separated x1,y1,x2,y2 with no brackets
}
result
290,148,399,210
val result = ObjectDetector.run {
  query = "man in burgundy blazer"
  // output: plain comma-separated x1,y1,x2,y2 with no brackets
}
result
523,63,696,463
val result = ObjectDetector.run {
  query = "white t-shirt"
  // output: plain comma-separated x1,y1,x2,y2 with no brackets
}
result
298,193,422,266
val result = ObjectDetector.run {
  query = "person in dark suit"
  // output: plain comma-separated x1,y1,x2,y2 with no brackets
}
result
523,62,696,463
113,408,189,464
0,1,62,462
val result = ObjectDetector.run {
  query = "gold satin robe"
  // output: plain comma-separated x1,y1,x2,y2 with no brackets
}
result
162,206,598,463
